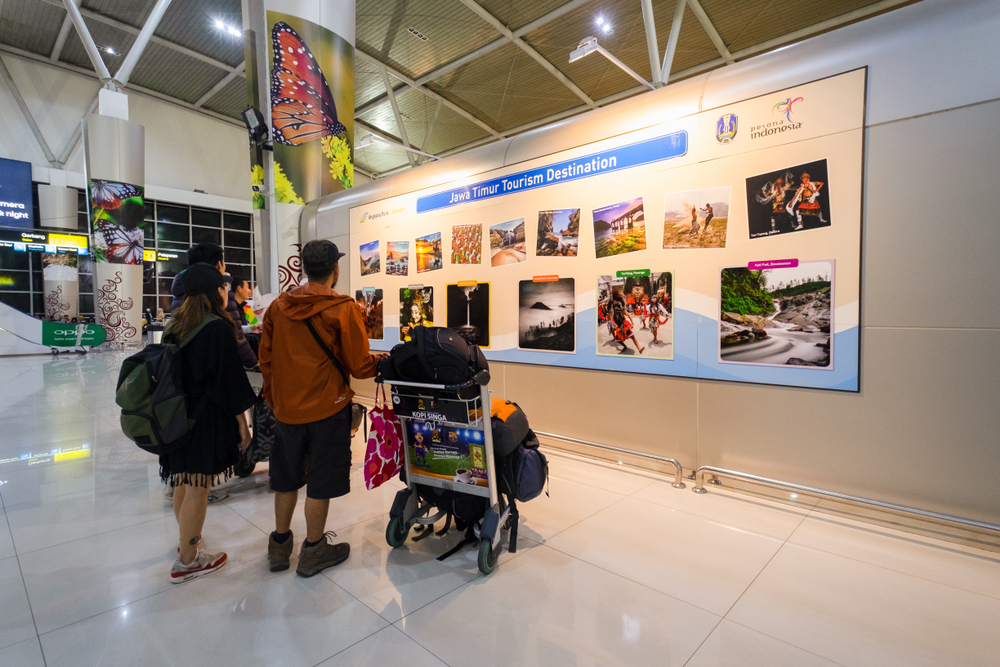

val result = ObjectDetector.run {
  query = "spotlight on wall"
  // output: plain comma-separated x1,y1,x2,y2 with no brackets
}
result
240,106,270,148
102,46,116,55
568,36,654,90
595,16,612,34
569,36,599,63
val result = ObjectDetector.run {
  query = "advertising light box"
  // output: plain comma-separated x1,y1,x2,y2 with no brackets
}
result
0,157,34,228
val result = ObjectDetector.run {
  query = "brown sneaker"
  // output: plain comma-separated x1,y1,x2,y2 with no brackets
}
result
268,531,294,572
296,531,350,577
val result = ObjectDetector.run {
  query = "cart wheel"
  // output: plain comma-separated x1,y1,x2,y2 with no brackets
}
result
478,538,499,575
234,449,256,478
386,517,409,548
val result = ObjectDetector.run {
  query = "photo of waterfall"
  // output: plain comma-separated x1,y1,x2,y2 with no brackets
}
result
446,282,490,347
719,260,834,368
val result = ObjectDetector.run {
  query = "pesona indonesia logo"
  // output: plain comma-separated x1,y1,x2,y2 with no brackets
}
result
358,206,406,224
716,114,737,144
750,96,805,139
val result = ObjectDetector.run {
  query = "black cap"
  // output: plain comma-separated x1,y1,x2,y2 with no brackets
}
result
301,240,346,276
182,263,226,296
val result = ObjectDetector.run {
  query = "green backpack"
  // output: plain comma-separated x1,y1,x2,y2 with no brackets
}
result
115,314,215,455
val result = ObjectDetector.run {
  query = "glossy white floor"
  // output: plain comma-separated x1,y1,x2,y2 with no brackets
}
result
2,352,1000,667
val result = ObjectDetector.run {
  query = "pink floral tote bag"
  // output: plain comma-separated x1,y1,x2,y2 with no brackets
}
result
364,385,403,489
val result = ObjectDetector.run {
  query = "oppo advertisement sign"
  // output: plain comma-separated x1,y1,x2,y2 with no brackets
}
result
0,157,33,228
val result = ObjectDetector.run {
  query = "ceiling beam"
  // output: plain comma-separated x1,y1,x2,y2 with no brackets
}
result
355,0,596,121
686,0,734,65
639,0,662,85
39,0,241,75
0,45,243,128
0,54,58,165
355,51,500,139
419,98,443,165
113,0,173,88
194,61,245,108
380,65,415,166
50,9,74,63
661,0,686,84
60,0,113,84
458,0,596,109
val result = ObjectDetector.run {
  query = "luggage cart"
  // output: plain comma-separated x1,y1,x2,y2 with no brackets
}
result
380,370,512,574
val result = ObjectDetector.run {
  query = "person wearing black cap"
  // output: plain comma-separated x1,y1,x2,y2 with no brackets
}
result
161,263,256,584
259,240,383,577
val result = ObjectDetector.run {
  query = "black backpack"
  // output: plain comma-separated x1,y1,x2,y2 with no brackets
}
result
379,326,488,390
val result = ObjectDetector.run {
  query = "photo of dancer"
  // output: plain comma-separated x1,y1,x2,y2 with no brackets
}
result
446,282,490,346
490,218,526,266
518,278,575,352
593,197,646,258
597,271,673,358
662,187,731,249
536,208,580,257
415,232,443,273
399,286,433,341
359,240,380,276
719,260,833,368
354,288,384,340
746,159,831,239
451,224,482,264
385,241,409,276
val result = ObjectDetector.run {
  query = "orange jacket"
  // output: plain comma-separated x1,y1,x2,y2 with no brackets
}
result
260,282,380,424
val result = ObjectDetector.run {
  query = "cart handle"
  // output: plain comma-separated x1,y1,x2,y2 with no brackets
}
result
376,369,490,392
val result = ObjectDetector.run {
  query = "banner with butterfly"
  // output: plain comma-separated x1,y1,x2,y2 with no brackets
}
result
89,179,145,265
267,13,355,205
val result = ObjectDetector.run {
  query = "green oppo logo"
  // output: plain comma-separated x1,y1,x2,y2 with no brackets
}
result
41,322,107,346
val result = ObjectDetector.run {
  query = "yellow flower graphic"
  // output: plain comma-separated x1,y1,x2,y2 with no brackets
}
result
250,165,265,209
321,134,354,189
273,161,304,205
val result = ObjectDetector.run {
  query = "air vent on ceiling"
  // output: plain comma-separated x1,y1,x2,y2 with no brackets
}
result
407,27,428,41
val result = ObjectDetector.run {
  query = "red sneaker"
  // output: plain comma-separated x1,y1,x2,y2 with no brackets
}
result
170,550,227,584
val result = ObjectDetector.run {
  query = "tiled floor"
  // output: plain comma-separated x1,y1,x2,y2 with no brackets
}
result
1,352,999,666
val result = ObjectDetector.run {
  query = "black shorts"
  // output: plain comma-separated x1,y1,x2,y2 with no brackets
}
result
271,406,352,499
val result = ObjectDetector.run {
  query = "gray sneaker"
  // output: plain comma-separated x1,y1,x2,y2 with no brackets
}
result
296,532,350,577
268,531,294,572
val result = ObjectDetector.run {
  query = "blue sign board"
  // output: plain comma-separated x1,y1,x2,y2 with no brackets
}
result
416,131,688,214
0,158,34,229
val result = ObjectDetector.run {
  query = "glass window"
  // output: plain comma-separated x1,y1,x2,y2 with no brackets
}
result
157,258,187,277
224,230,251,248
32,293,43,316
224,248,251,264
0,293,30,313
144,201,154,220
157,241,190,252
192,208,221,228
79,273,93,293
227,265,252,283
80,294,94,314
158,277,176,294
77,190,87,212
192,227,222,245
159,295,174,313
156,204,189,223
78,212,89,232
0,271,30,291
157,222,189,243
0,247,30,271
143,222,155,242
224,212,251,231
78,255,93,274
143,296,159,314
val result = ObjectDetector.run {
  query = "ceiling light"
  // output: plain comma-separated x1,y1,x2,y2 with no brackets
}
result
602,24,612,34
356,134,374,149
226,25,241,37
103,46,116,55
214,19,226,30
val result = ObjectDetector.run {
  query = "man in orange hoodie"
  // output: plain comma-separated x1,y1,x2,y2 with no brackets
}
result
259,240,382,577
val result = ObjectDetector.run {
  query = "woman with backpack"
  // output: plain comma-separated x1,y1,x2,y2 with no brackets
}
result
162,263,256,583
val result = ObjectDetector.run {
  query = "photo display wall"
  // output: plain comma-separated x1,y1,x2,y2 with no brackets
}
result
350,69,865,391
